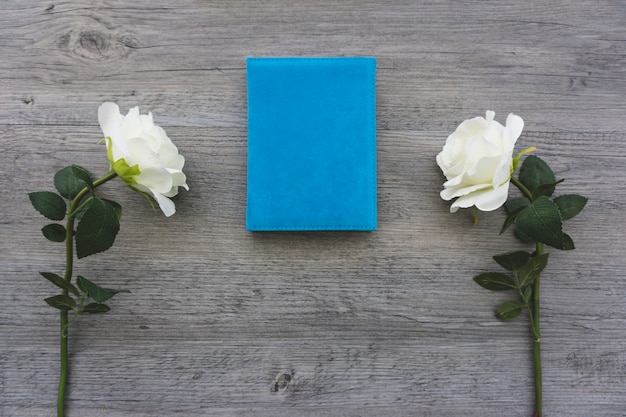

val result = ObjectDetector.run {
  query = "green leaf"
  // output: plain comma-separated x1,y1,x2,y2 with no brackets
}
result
562,233,575,250
102,199,122,221
76,276,87,293
103,287,130,295
72,196,94,220
82,303,111,313
554,194,588,221
514,228,535,244
500,206,526,235
44,294,76,311
493,251,531,272
42,223,66,242
54,165,89,200
505,197,531,214
519,253,550,287
518,155,556,197
515,196,565,249
473,272,516,291
75,198,120,259
532,179,565,199
495,301,523,321
29,191,66,221
501,197,531,235
40,272,80,297
77,276,115,303
522,286,533,304
71,165,94,192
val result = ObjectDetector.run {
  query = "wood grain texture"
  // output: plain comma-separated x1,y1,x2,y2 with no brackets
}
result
1,1,625,416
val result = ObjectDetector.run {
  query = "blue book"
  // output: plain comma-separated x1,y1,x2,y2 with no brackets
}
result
246,57,377,231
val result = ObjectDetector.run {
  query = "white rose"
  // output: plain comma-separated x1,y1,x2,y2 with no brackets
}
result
436,111,524,213
98,102,188,217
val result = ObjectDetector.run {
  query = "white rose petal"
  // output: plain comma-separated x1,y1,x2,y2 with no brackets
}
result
437,111,523,213
98,102,188,217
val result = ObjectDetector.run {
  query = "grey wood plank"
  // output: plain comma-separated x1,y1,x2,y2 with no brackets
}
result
2,1,626,416
1,1,626,131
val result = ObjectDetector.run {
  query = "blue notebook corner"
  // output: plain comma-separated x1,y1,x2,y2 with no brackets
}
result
246,57,377,231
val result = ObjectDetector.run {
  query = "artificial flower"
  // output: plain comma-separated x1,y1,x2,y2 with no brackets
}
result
98,102,188,216
436,111,523,212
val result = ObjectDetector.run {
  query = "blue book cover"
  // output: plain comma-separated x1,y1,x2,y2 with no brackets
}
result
246,57,377,231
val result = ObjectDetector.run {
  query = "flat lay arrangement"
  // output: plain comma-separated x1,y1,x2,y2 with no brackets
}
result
26,80,586,417
2,2,625,417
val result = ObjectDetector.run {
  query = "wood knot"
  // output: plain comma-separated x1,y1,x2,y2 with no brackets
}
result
61,29,136,62
271,372,293,393
79,31,108,55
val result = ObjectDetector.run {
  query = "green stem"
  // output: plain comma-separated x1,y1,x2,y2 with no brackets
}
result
57,170,117,417
510,176,543,416
58,310,68,417
532,242,544,417
511,176,533,201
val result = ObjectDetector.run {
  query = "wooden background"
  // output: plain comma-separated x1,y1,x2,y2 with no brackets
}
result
1,1,625,416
